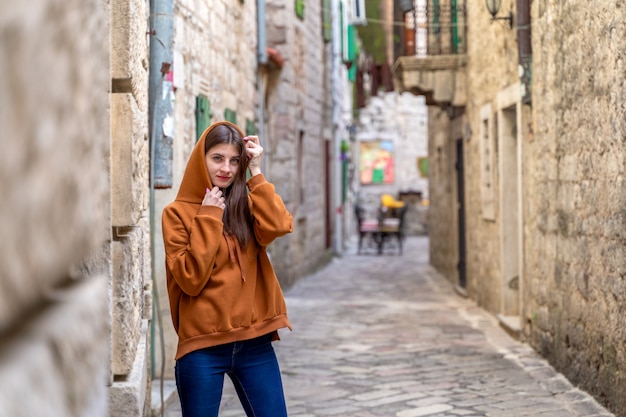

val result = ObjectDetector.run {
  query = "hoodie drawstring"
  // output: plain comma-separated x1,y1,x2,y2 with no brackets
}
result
224,233,247,282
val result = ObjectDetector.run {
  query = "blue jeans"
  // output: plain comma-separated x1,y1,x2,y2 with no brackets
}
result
175,334,288,417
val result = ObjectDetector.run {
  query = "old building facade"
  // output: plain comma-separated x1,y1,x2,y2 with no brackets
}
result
1,0,358,416
394,0,626,414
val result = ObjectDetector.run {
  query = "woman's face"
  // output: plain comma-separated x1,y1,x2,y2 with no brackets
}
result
205,143,241,189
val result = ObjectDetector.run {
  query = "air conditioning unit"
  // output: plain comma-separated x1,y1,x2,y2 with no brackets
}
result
351,0,366,25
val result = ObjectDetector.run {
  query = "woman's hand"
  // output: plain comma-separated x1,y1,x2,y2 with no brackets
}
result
244,135,263,177
202,187,225,209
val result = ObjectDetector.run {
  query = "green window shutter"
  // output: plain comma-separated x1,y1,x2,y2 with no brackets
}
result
245,119,256,136
347,24,358,82
322,0,332,42
195,95,212,142
295,0,305,20
451,0,459,53
224,108,237,125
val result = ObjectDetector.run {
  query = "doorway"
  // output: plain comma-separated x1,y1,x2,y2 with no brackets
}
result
499,105,521,319
455,138,467,289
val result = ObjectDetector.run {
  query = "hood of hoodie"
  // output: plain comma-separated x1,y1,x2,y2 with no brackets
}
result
175,121,245,204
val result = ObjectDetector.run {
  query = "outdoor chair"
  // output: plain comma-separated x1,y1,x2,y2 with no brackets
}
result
378,205,408,255
355,204,382,255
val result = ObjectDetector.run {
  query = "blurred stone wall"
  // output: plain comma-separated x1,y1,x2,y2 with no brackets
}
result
0,1,112,416
526,1,626,414
460,0,520,311
427,106,460,280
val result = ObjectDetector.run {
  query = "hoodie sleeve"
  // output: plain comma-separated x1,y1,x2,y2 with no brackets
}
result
247,174,293,246
162,204,224,296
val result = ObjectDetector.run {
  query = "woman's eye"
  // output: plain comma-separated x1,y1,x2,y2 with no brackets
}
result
231,159,240,165
213,156,222,162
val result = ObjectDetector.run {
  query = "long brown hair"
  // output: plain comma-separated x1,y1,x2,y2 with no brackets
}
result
204,124,254,246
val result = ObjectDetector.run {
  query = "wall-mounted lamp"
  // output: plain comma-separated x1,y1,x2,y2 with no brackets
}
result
485,0,513,29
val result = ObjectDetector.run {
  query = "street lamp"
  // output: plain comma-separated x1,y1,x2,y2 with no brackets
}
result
485,0,513,28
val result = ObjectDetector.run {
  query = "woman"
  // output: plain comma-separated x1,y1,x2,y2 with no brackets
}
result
162,121,293,417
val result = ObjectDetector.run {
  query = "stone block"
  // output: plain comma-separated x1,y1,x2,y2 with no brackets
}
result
112,226,145,376
110,0,149,110
111,93,149,227
108,320,150,417
433,70,455,103
0,277,109,417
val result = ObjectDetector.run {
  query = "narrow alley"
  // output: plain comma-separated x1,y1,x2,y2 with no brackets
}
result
163,236,614,417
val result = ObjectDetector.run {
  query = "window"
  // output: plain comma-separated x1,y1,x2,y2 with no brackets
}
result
322,0,332,42
224,108,237,125
195,95,212,142
245,119,256,136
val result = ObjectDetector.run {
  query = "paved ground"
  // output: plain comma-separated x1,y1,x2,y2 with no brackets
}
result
162,236,615,417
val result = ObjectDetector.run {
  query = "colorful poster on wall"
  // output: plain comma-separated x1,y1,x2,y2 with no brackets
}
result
359,140,394,184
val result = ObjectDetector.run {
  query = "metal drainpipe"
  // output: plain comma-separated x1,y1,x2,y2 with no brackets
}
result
148,0,173,410
516,0,531,104
257,0,267,174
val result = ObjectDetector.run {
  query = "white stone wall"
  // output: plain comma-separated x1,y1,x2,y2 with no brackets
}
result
357,92,428,197
355,92,429,234
0,1,111,416
264,0,330,284
152,0,259,379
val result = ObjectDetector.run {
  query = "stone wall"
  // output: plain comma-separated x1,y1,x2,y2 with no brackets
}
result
264,0,330,285
109,0,152,414
152,0,259,379
427,107,459,281
0,1,111,416
460,0,519,312
527,1,626,414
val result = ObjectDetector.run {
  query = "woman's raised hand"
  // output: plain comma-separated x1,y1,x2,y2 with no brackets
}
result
244,136,263,176
202,187,225,209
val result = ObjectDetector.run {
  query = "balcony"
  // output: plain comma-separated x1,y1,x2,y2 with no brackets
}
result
392,0,467,107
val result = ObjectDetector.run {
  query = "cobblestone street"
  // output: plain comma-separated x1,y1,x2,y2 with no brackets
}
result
164,236,615,417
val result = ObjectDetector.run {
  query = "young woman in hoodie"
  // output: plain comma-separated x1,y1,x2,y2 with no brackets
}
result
162,121,293,417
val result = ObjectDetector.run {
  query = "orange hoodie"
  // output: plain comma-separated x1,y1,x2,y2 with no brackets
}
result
162,121,293,360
